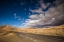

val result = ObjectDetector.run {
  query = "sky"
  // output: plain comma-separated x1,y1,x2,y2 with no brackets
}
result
0,0,64,28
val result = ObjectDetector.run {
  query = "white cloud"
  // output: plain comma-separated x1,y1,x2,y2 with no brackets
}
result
30,8,44,13
18,18,21,20
29,14,38,19
13,0,64,28
25,8,26,11
30,0,51,14
29,8,31,10
21,2,25,5
31,0,33,3
14,13,24,21
24,0,64,28
38,0,51,9
29,12,31,15
14,13,16,16
21,3,24,5
36,4,38,6
14,13,17,18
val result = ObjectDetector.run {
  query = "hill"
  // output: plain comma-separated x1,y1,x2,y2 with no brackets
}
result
0,25,23,42
0,24,64,37
20,24,64,37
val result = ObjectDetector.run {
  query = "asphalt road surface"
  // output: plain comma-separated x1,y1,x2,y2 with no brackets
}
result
15,32,64,42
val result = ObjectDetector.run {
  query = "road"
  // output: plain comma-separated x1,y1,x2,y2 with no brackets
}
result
15,32,64,42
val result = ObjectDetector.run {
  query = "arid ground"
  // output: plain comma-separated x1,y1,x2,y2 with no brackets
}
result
0,25,64,42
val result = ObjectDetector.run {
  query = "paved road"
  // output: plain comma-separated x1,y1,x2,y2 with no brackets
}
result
15,32,64,42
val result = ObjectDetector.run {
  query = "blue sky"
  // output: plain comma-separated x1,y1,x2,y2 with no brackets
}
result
0,0,34,27
0,0,64,28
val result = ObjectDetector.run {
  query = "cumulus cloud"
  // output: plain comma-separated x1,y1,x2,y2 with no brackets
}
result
38,0,47,9
29,14,38,19
30,0,51,14
24,0,64,28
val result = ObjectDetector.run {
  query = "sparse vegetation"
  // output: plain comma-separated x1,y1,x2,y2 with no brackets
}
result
19,24,64,37
0,25,23,42
0,25,64,42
